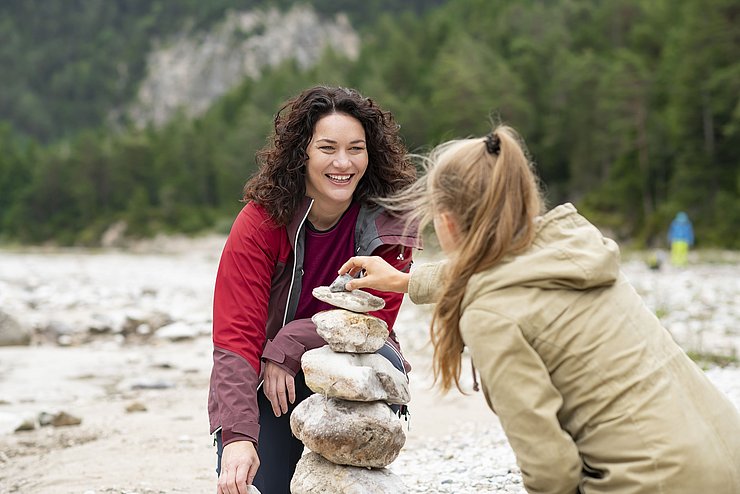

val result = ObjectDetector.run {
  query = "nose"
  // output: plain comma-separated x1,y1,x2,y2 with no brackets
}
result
333,152,351,168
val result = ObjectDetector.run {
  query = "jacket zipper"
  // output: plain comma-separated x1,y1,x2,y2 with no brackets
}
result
282,199,313,328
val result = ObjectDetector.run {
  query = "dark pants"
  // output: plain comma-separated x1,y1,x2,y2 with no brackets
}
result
215,342,408,493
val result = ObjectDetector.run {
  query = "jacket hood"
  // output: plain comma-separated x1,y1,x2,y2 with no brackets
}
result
464,203,620,303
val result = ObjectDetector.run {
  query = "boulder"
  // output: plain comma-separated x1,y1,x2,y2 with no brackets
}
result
154,321,201,341
0,412,32,434
125,401,148,413
50,411,82,427
121,309,173,336
312,309,388,353
290,394,405,468
291,452,407,494
0,309,30,346
14,416,36,432
312,287,385,313
302,346,409,404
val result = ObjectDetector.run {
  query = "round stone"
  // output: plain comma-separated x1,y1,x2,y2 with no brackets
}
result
290,394,405,468
312,309,388,353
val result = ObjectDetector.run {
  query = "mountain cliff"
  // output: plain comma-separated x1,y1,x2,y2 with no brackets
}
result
125,5,359,127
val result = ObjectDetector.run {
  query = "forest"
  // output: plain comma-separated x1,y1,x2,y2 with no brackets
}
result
0,0,738,247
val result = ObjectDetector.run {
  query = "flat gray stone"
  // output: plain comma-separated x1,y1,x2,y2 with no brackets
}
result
329,273,354,292
312,286,385,313
302,346,409,404
312,309,388,353
290,394,405,468
291,452,407,493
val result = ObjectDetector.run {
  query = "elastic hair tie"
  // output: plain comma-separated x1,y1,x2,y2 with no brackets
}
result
485,133,500,155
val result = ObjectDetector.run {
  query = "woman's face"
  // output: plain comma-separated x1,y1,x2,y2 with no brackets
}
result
305,112,368,214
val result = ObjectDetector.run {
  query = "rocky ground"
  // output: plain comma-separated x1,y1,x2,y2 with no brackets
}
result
0,237,738,493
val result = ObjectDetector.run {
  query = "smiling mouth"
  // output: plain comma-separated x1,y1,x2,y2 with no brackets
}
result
326,174,352,183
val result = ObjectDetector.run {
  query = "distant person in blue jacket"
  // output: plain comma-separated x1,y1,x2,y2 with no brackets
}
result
667,212,694,266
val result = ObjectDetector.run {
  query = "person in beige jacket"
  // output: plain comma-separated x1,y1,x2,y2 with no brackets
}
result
338,125,740,493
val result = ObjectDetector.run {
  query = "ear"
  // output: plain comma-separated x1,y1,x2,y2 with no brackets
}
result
439,211,461,241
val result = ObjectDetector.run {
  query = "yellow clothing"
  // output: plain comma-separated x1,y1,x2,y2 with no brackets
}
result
670,239,689,266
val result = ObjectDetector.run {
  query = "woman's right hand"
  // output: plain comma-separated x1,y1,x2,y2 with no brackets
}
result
217,440,259,494
338,256,410,293
263,360,296,417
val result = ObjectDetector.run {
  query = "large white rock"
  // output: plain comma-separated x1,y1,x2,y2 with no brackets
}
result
290,394,405,468
312,309,388,353
312,287,385,313
302,346,409,404
290,452,407,494
0,309,30,346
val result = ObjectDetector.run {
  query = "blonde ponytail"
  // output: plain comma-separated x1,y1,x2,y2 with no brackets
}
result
371,125,543,392
428,126,544,391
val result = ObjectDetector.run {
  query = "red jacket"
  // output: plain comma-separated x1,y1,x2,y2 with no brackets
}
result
208,198,421,446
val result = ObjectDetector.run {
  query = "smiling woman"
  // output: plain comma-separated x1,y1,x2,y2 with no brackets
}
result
304,113,368,230
208,85,421,494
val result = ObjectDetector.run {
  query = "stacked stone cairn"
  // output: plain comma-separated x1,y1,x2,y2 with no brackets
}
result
289,280,410,493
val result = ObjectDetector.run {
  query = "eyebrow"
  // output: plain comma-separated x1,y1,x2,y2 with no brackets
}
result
315,138,366,145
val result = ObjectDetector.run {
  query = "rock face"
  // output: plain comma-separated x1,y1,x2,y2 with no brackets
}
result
290,452,407,494
290,394,405,468
311,287,385,313
127,5,360,127
302,346,409,404
312,309,388,353
0,310,30,346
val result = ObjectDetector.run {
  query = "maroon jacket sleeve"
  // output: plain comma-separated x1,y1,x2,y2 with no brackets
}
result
261,317,326,375
261,244,414,376
209,204,285,446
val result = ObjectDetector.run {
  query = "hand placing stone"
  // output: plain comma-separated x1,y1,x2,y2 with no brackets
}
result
312,286,385,313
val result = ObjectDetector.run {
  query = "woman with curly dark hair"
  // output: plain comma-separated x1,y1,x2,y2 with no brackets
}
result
208,85,421,494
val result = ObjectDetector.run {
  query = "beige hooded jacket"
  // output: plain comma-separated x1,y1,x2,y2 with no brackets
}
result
409,203,740,494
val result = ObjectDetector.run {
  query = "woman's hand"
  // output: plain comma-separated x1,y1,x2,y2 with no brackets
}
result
217,440,259,494
263,361,295,417
338,256,410,293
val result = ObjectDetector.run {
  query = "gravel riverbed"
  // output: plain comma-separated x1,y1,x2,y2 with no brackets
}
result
0,239,737,493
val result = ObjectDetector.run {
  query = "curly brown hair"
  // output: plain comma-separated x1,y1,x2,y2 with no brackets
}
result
242,85,415,226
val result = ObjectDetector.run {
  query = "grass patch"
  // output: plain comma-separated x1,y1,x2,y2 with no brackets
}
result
619,248,740,266
686,351,739,369
654,307,669,319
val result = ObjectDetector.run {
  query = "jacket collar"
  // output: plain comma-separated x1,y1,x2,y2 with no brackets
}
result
285,196,423,253
286,197,314,248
